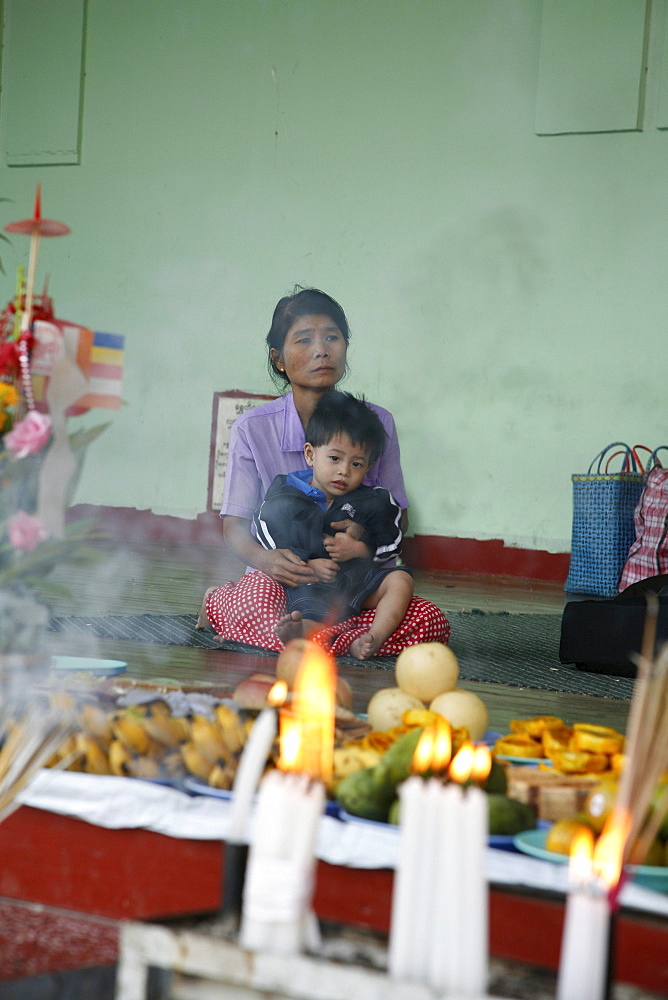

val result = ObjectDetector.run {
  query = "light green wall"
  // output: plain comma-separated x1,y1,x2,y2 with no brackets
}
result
0,1,665,553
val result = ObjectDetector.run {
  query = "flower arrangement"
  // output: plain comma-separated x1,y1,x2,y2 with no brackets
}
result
0,193,110,655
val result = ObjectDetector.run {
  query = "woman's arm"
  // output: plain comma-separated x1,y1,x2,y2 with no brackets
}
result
222,515,316,587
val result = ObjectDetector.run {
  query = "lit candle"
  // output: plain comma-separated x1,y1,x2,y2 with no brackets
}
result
240,769,324,954
239,645,335,955
556,826,616,1000
388,776,440,982
430,782,464,992
458,784,489,997
389,729,490,995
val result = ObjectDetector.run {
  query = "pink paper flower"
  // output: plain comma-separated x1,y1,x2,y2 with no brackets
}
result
7,511,49,552
4,410,52,458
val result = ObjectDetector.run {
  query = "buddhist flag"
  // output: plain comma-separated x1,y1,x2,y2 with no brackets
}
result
30,320,125,415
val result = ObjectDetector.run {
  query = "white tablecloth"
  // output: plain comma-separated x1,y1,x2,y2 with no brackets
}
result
16,769,668,919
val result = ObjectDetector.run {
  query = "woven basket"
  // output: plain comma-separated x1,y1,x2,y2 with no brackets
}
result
565,443,646,597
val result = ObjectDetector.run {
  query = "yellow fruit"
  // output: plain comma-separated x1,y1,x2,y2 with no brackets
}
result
402,708,441,728
510,716,564,738
214,703,246,754
429,689,489,742
583,778,618,834
79,703,113,745
395,643,459,702
142,711,190,747
109,739,133,776
542,727,574,758
546,818,595,856
180,741,215,782
189,714,229,764
494,734,543,759
111,710,151,755
551,750,609,775
572,724,624,756
366,687,424,732
76,734,111,775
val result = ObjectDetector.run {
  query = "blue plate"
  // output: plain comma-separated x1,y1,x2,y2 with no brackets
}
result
513,828,668,893
50,656,127,675
496,754,554,768
184,776,340,817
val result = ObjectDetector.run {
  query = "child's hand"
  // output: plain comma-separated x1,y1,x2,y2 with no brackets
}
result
323,531,370,562
308,557,339,582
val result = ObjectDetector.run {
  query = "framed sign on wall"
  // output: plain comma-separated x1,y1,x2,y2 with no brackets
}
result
207,390,276,513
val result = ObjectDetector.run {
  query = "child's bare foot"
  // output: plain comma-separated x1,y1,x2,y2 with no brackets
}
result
275,611,305,643
195,587,216,631
349,631,381,660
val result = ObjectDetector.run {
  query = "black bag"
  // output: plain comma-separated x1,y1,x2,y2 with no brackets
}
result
559,574,668,678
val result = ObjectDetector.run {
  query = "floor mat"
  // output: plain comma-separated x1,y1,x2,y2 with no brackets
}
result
48,610,634,700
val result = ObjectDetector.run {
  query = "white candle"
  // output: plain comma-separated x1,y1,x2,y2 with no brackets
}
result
557,886,610,1000
227,707,277,843
430,782,464,993
388,776,423,980
458,786,489,997
388,777,441,982
411,779,441,979
240,770,324,955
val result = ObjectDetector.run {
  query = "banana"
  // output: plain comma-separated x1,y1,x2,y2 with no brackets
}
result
214,704,246,755
189,714,229,764
76,733,112,775
142,710,190,748
181,740,215,782
127,755,161,780
111,708,153,755
79,702,114,745
109,738,133,776
208,762,235,790
142,698,172,716
160,750,187,779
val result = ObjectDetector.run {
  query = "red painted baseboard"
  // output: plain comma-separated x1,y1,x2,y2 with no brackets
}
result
68,504,570,584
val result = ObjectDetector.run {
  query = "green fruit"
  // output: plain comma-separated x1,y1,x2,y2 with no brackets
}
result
335,766,394,822
487,794,536,836
388,798,400,825
482,759,508,795
371,728,423,794
649,783,668,842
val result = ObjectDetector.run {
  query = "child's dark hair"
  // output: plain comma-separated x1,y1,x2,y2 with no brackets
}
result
306,391,387,465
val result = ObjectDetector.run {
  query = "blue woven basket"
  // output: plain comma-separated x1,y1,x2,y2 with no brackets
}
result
565,443,646,597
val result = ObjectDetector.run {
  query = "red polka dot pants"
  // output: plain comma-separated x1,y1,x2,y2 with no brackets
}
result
205,571,450,656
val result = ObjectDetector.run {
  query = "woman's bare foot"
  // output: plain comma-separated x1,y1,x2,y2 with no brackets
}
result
195,587,216,631
349,631,381,660
275,611,305,643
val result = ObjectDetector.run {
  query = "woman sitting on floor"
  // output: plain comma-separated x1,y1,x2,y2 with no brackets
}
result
198,286,450,657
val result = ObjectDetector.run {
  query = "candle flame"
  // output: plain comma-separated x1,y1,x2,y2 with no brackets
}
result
449,740,475,783
277,643,336,782
593,808,631,890
268,680,288,707
471,744,492,783
568,825,596,888
411,717,452,775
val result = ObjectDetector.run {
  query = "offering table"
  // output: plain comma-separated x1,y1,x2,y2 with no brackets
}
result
0,775,665,993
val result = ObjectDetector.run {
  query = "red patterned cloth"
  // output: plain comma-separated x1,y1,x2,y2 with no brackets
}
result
205,571,450,656
619,464,668,590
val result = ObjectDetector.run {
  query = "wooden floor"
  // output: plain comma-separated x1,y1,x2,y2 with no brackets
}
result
41,541,631,737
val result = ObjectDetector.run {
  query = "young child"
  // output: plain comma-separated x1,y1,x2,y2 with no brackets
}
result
253,391,414,659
